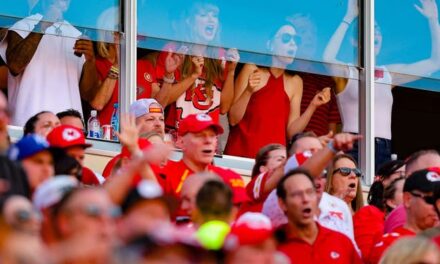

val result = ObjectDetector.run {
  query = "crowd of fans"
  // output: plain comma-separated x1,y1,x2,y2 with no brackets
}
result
1,0,440,263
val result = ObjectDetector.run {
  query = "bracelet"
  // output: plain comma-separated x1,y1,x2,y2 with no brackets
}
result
107,65,119,79
163,74,175,84
327,140,338,154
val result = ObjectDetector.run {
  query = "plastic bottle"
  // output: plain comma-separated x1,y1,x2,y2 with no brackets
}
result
87,110,101,139
110,103,119,140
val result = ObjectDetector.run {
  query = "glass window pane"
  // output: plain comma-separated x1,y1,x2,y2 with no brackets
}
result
0,0,123,143
135,0,360,158
376,0,440,91
0,0,120,42
376,0,440,162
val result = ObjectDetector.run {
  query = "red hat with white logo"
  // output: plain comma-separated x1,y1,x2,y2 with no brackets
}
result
178,114,224,136
47,125,92,149
224,212,273,250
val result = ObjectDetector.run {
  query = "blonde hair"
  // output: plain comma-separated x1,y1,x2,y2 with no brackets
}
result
379,236,440,264
325,154,364,212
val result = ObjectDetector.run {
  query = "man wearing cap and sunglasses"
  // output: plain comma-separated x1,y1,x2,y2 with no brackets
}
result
369,167,440,264
159,113,248,213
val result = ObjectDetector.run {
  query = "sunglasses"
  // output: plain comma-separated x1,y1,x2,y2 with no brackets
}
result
278,33,301,45
70,204,121,219
333,167,363,178
409,192,436,205
14,209,41,222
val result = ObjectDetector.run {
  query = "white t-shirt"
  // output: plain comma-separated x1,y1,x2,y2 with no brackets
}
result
1,14,84,126
337,66,393,139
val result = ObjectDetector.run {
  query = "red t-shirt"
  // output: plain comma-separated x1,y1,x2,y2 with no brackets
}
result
239,172,270,214
158,160,249,205
94,57,156,126
368,226,416,264
353,205,385,262
277,223,362,264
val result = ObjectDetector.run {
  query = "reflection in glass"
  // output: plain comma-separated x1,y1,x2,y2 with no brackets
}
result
0,0,101,127
323,0,440,171
224,19,331,158
153,0,239,141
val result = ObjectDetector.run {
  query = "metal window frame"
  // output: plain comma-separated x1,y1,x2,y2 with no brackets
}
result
360,0,375,185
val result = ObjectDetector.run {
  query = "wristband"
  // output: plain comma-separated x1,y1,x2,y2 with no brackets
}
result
342,20,351,26
327,140,338,154
107,65,119,79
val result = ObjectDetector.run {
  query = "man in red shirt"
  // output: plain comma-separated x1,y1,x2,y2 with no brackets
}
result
369,167,440,263
159,113,248,207
276,168,361,264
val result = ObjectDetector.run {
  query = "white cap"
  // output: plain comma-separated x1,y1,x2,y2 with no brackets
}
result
33,176,79,211
129,99,163,119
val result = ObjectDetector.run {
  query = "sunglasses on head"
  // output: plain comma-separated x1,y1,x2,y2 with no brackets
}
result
333,167,363,178
279,33,301,45
409,192,436,205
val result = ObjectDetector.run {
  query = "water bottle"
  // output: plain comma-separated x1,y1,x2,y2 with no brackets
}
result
110,103,119,140
87,110,101,139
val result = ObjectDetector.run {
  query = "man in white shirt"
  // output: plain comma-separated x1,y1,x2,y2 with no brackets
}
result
1,0,99,126
262,132,360,251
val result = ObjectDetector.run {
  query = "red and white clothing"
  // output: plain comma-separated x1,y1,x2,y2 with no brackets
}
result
353,205,385,262
170,76,223,129
239,172,271,214
2,14,85,126
277,223,362,264
156,43,226,131
95,57,156,125
158,160,248,205
225,71,291,158
368,226,415,264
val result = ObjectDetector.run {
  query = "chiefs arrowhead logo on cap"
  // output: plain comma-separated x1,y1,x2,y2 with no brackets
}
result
426,171,440,182
62,128,81,142
144,72,152,82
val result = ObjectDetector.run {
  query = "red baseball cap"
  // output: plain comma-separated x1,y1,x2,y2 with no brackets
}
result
224,212,273,250
178,114,224,136
47,125,92,149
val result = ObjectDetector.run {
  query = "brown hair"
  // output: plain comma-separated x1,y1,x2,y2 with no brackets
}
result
251,144,286,177
181,54,224,103
325,154,364,212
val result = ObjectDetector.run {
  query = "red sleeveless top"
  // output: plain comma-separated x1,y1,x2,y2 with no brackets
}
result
224,72,290,158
